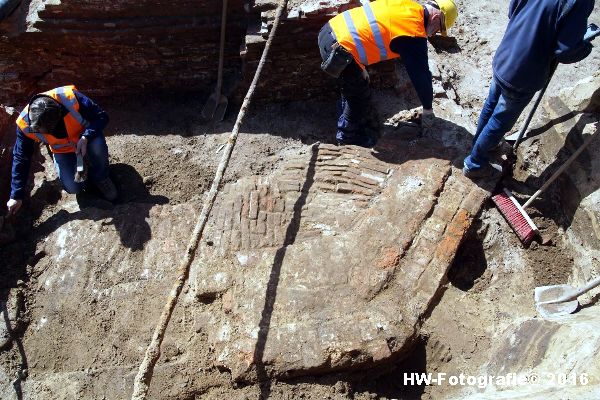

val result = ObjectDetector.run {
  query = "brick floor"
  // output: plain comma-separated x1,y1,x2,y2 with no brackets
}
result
192,140,495,381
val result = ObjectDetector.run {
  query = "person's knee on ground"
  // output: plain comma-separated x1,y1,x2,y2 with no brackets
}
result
95,176,117,201
85,135,117,201
85,135,110,182
60,175,86,195
53,152,84,194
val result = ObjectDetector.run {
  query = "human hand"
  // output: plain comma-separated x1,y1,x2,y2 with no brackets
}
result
6,199,22,216
76,136,88,157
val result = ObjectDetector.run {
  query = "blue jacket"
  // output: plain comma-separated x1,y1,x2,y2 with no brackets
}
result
10,91,108,200
493,0,594,94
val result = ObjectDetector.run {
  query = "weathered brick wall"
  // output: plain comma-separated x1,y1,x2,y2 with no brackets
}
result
0,0,248,105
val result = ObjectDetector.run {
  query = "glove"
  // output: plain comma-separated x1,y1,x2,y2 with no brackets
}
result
421,108,435,130
584,23,600,43
361,68,370,83
76,136,88,157
6,199,22,216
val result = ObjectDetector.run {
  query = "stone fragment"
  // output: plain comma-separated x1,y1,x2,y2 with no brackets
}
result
557,71,600,113
248,191,259,220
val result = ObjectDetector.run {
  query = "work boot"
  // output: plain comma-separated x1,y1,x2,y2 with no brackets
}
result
489,139,506,152
462,163,503,180
337,135,377,148
362,104,382,135
96,177,118,201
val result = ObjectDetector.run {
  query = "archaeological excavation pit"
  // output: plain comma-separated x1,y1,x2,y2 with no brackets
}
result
1,1,600,399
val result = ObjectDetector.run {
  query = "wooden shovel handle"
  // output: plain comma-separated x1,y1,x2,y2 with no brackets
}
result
216,0,228,95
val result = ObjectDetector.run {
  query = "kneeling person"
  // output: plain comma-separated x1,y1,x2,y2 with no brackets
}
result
6,85,116,215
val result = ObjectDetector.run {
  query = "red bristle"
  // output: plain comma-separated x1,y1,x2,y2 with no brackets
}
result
492,192,537,245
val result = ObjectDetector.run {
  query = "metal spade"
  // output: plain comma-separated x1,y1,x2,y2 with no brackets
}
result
201,0,229,121
535,275,600,318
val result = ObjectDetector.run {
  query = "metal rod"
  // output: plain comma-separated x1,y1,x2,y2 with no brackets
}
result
512,61,558,151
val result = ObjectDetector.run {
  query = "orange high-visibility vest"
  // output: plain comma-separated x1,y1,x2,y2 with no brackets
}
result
16,85,89,154
329,0,427,67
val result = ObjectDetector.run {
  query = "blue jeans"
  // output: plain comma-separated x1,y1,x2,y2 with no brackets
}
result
53,135,110,194
464,78,535,171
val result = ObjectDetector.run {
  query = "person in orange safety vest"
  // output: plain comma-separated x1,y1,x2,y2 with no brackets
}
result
6,85,117,216
318,0,458,147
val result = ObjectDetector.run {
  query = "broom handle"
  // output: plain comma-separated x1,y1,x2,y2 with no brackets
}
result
573,275,600,298
523,125,599,209
512,61,558,151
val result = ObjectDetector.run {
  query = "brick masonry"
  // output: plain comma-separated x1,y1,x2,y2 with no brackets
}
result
207,144,390,254
0,0,248,104
190,139,493,381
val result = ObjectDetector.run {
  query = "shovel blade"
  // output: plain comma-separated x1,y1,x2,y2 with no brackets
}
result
534,284,579,318
201,93,228,121
201,93,219,120
504,131,522,142
213,94,228,122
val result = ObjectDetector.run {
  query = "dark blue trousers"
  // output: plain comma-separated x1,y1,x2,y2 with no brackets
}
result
318,23,371,142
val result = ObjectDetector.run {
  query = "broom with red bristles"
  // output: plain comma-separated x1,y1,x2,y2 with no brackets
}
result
494,123,598,246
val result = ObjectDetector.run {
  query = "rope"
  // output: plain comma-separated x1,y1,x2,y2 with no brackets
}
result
131,1,288,398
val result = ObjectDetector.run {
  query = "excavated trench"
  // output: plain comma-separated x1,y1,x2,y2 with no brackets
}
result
0,96,473,399
2,85,597,400
1,1,600,400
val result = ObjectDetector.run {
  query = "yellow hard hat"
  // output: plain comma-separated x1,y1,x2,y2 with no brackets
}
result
436,0,458,36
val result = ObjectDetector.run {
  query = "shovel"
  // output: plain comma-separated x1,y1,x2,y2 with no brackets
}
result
201,0,228,121
535,275,600,318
